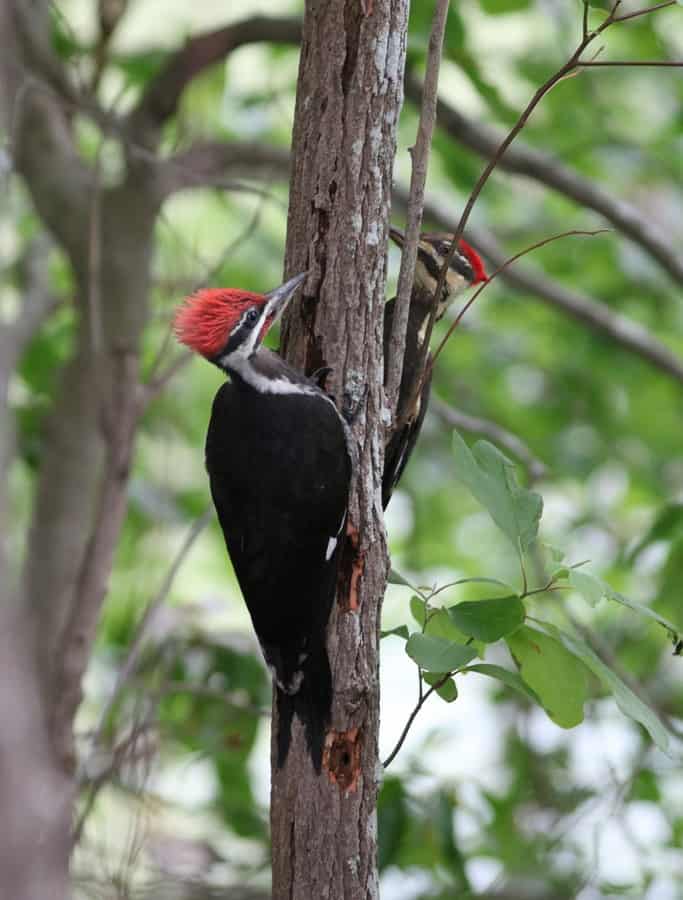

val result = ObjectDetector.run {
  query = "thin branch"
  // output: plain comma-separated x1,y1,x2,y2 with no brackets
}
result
403,52,683,288
400,190,683,387
431,397,548,482
144,188,271,404
383,672,452,769
427,230,609,378
416,0,679,398
463,221,683,386
93,510,212,746
384,0,450,419
612,0,677,23
157,140,291,198
51,351,141,772
577,59,682,66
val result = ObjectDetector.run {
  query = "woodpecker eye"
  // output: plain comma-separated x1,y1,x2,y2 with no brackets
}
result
246,308,259,325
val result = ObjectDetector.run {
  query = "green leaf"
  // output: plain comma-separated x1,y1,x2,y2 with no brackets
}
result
380,625,410,641
378,777,408,871
387,568,420,591
544,543,566,564
423,672,458,703
506,626,588,728
410,595,426,628
537,621,671,754
449,595,525,643
425,607,469,642
452,431,543,555
569,569,605,607
570,569,682,646
605,587,681,647
406,634,477,673
463,663,541,704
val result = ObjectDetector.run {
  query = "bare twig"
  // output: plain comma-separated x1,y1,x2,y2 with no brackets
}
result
144,188,271,404
462,223,683,385
431,397,548,482
427,230,609,379
390,189,683,387
578,59,682,67
383,672,452,769
409,1,681,421
51,351,141,772
94,509,212,744
611,0,677,23
403,73,683,286
384,0,450,420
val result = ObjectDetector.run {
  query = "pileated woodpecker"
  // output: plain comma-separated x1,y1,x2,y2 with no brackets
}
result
383,228,488,506
175,273,352,772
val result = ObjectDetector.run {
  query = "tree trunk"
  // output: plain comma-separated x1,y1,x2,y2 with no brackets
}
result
273,2,408,898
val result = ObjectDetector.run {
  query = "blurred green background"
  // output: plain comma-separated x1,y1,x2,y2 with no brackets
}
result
3,0,683,897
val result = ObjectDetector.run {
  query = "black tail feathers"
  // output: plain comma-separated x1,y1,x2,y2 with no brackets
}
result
274,643,332,773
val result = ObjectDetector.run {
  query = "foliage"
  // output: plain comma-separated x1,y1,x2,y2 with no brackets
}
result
3,0,683,898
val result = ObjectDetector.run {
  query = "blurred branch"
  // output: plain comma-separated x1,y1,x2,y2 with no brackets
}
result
426,0,683,290
4,235,62,364
431,396,548,482
467,223,683,385
404,72,683,286
51,351,141,773
158,140,290,197
127,16,302,149
2,4,94,262
93,510,212,745
405,191,683,386
157,139,683,389
385,0,449,419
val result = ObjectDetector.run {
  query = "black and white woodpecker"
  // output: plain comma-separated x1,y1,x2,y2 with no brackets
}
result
175,273,352,773
382,227,488,507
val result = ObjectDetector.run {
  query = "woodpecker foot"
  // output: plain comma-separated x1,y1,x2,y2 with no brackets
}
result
310,365,333,391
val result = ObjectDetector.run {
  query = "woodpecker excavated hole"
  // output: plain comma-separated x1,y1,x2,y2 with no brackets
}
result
337,520,364,611
324,726,362,792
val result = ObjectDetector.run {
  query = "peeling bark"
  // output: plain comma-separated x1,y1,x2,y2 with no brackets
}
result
273,2,408,897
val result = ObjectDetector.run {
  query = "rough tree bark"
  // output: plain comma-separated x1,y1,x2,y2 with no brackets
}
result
274,2,408,898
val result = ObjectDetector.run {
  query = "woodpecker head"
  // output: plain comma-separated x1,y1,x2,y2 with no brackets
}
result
174,272,307,370
389,226,488,317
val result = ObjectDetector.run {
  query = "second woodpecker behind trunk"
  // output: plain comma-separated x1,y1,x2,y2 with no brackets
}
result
382,228,488,507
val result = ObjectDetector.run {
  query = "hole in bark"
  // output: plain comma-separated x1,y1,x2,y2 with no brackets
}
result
325,727,362,792
337,521,363,611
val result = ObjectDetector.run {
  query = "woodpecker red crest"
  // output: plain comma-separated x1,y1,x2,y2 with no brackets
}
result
174,289,266,358
389,227,488,310
457,239,488,285
175,272,307,365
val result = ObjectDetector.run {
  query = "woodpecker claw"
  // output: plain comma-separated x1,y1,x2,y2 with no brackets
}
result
310,365,333,390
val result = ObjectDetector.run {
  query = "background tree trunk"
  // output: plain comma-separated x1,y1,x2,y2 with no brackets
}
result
273,2,408,897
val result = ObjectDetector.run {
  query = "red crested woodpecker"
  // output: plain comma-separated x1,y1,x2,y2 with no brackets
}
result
383,228,488,506
175,273,352,772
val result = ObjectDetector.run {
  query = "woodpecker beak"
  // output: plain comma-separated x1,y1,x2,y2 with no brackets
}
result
263,272,308,322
